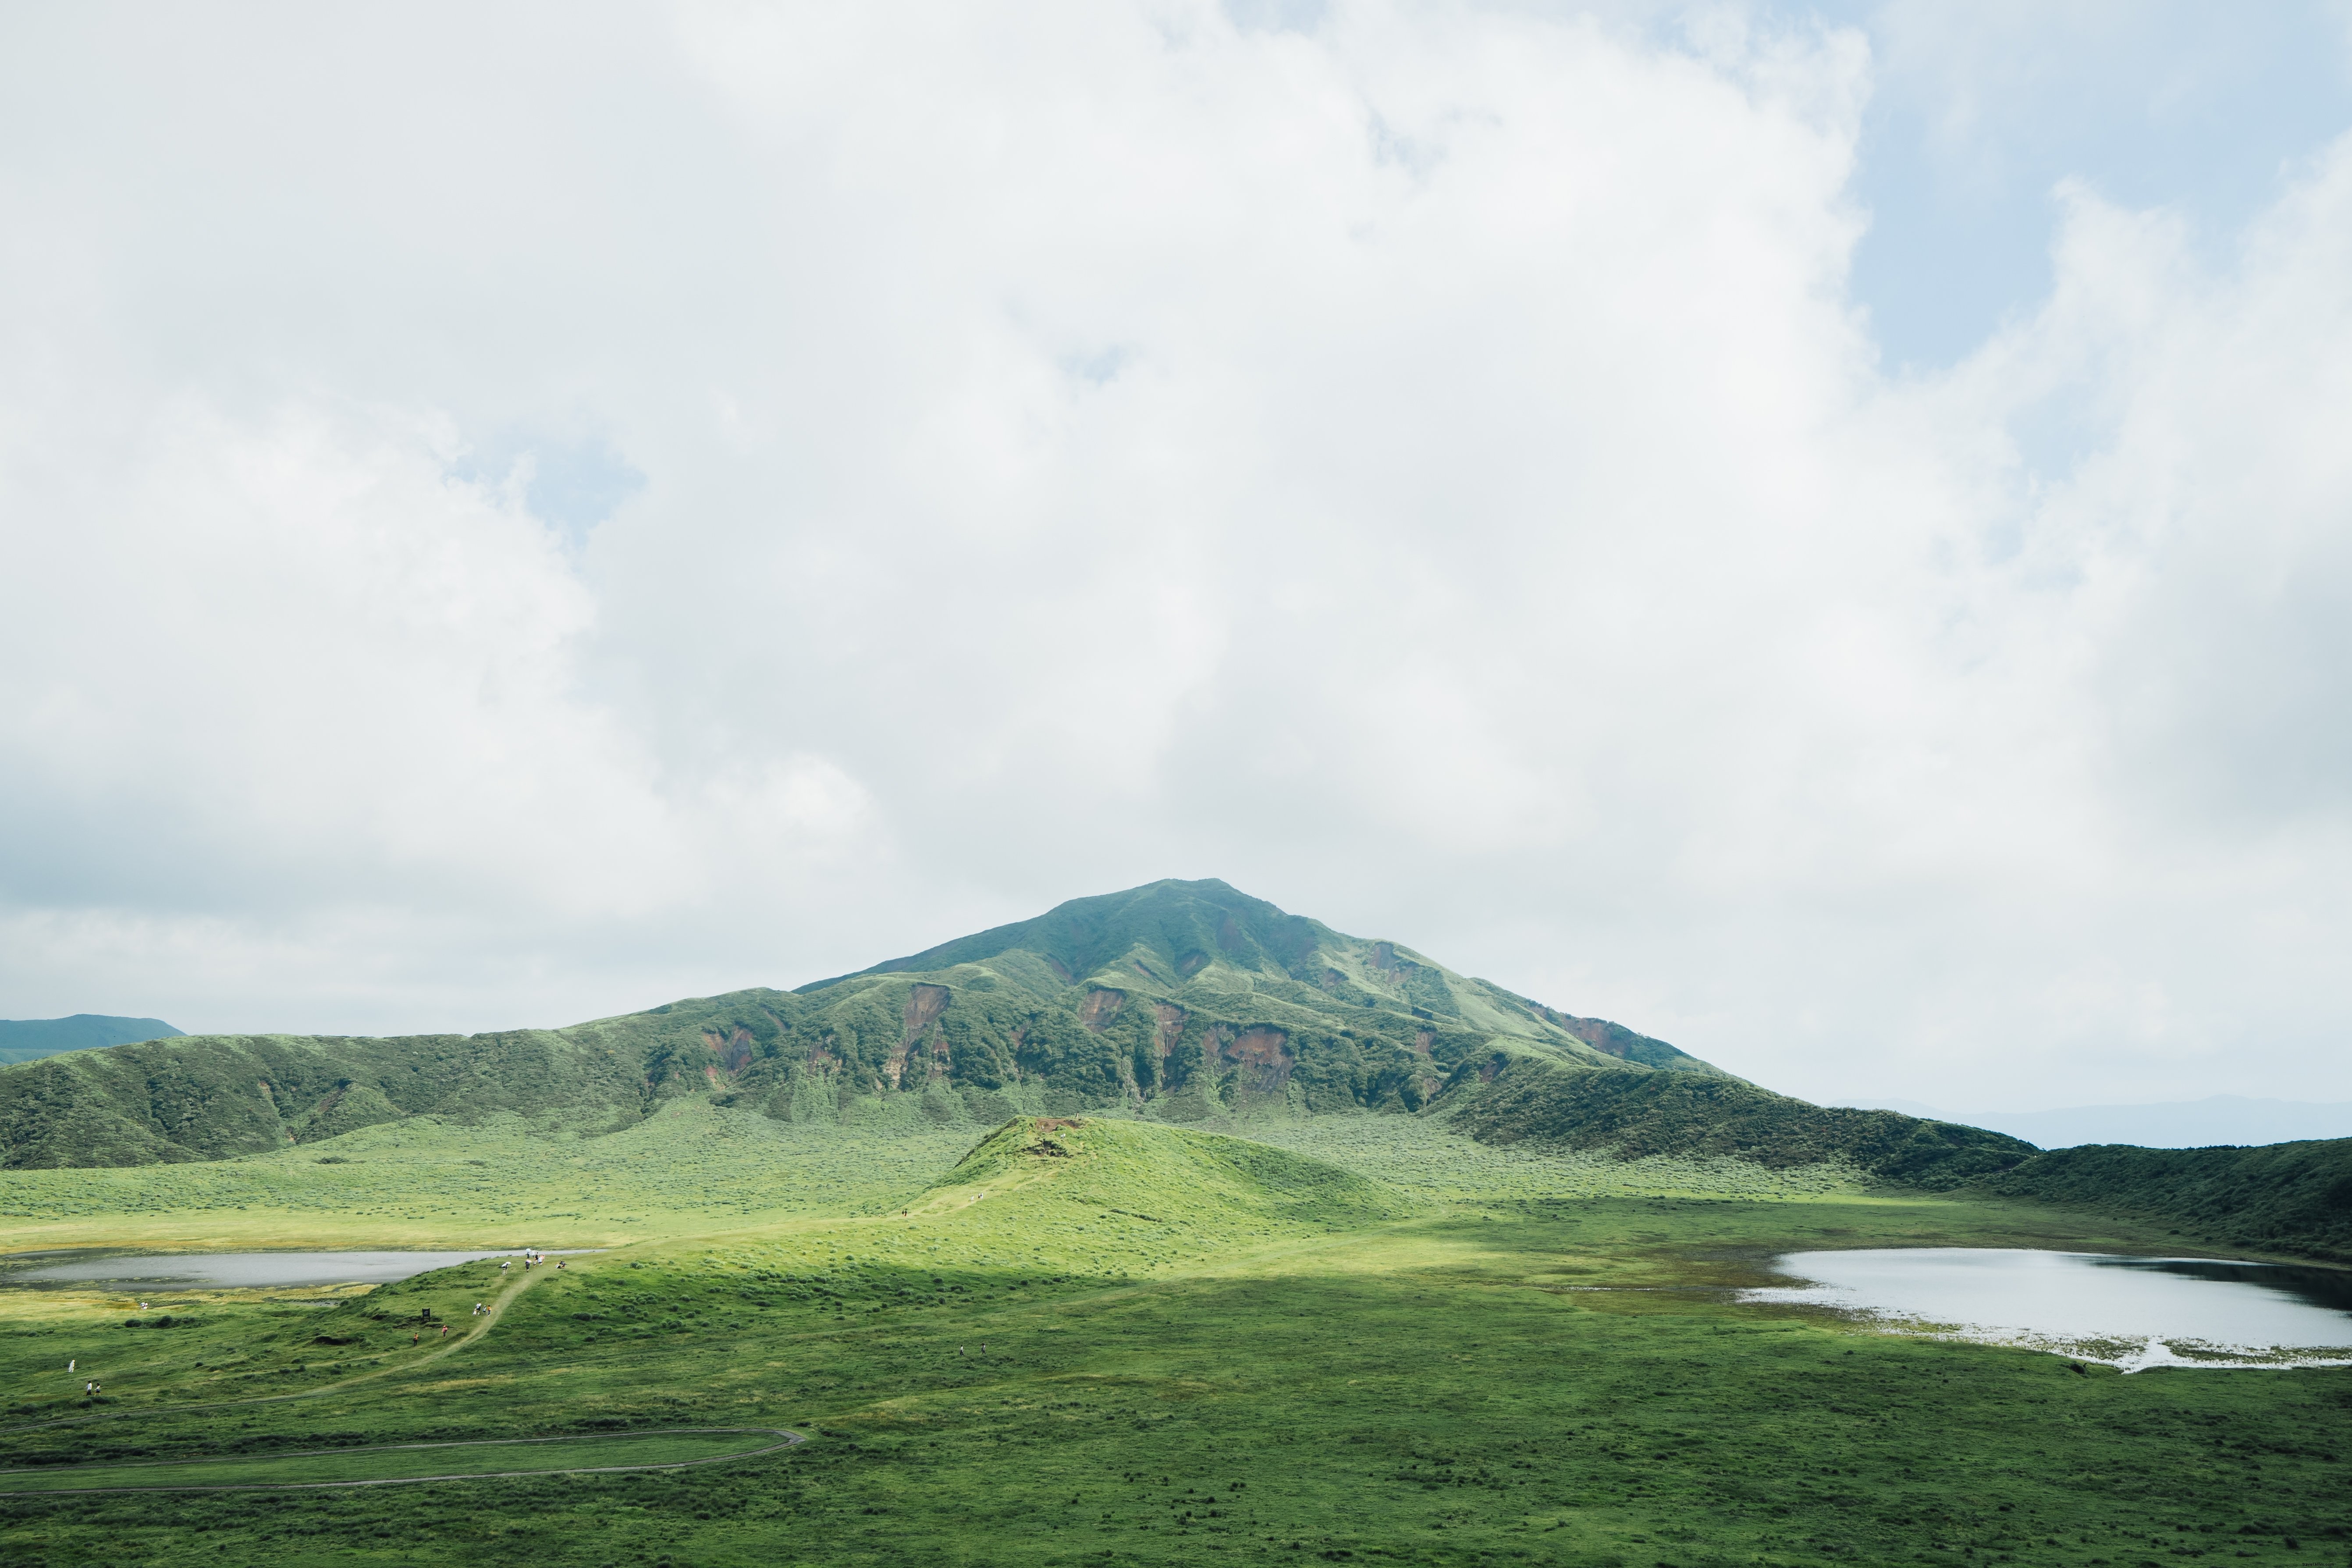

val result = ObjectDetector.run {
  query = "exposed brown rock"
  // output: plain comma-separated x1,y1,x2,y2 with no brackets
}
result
1080,988,1128,1032
700,1026,754,1074
1153,1003,1188,1059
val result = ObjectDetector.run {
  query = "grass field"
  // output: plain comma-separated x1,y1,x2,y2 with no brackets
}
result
0,1429,794,1493
0,1105,2347,1568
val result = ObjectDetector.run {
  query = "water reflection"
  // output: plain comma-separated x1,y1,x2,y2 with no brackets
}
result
1744,1248,2352,1371
1,1251,529,1291
2091,1255,2352,1312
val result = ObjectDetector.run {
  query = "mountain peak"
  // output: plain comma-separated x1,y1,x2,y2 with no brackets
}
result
798,877,1726,1080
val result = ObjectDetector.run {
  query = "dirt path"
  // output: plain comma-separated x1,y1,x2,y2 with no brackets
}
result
376,1259,544,1383
0,1261,553,1437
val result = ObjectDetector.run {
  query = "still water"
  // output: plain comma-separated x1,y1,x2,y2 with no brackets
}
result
1744,1248,2352,1371
3,1251,520,1291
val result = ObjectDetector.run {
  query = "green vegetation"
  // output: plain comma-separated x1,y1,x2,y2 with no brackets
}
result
0,1429,790,1492
1,1112,2347,1567
0,1098,984,1250
1448,1056,2039,1189
3,882,2349,1563
1988,1138,2352,1263
0,1017,182,1069
0,880,1754,1171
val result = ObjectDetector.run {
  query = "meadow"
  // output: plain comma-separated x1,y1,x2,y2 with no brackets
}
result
0,1103,2346,1568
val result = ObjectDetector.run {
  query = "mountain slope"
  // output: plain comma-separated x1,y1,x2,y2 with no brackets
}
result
0,1014,183,1067
0,880,1740,1170
803,878,1731,1076
1984,1138,2352,1262
1441,1053,2040,1190
0,1028,647,1168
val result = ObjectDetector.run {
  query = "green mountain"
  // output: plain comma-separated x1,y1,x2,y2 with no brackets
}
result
0,879,1755,1170
799,876,1730,1078
1446,1054,2039,1190
7,876,2351,1252
0,877,2039,1196
0,1013,183,1067
1985,1138,2352,1262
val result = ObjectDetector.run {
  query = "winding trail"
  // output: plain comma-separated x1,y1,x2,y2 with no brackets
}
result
0,1259,554,1437
0,1266,811,1492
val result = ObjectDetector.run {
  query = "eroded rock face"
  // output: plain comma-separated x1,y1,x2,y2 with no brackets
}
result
903,985,951,1040
887,984,956,1088
701,1027,755,1074
1079,988,1127,1032
1153,1004,1188,1060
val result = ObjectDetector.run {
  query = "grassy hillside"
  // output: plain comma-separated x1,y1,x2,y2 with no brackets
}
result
1986,1137,2352,1262
1442,1054,2040,1189
0,1028,647,1169
0,1014,181,1067
0,880,1747,1170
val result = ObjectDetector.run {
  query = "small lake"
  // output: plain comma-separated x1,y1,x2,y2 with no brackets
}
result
2,1251,524,1291
1744,1248,2352,1371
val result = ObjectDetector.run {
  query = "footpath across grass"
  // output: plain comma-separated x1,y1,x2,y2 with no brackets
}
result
0,1113,2347,1567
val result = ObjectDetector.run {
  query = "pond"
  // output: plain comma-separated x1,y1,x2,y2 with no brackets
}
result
1,1251,528,1291
1743,1248,2352,1371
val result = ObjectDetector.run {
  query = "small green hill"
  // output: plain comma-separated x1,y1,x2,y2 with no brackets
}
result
1441,1054,2039,1189
0,1014,183,1066
928,1115,1403,1236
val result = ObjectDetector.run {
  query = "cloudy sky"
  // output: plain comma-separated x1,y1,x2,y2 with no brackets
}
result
5,1,2352,1113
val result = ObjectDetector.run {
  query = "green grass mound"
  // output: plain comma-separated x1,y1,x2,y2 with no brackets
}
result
927,1116,1408,1242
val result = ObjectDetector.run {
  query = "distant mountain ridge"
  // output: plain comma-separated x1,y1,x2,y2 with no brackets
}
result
1847,1095,2352,1151
0,1014,183,1067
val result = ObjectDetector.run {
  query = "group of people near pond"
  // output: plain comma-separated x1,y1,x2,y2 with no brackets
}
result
496,1250,564,1275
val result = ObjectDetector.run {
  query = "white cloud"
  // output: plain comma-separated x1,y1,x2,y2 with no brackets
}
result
2,1,2350,1108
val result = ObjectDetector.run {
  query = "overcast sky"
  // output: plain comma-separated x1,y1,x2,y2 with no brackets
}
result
5,2,2352,1112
